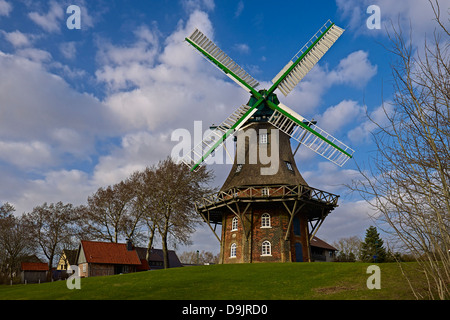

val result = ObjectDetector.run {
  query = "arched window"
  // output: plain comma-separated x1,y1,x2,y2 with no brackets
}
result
230,243,237,258
261,241,271,256
231,217,238,231
261,213,271,228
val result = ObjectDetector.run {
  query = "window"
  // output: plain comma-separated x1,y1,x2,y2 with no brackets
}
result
230,243,237,258
231,217,238,231
285,161,293,171
261,213,271,228
261,241,271,256
261,187,269,196
259,133,268,144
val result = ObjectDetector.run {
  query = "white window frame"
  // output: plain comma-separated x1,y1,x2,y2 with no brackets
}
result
261,241,272,256
231,216,238,231
259,133,268,145
261,187,270,196
230,243,237,258
261,213,271,228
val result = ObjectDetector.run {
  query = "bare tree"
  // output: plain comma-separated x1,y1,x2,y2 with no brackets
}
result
147,157,214,268
0,204,35,282
178,250,219,265
23,202,78,272
333,236,362,262
82,180,136,243
129,168,161,261
350,1,449,299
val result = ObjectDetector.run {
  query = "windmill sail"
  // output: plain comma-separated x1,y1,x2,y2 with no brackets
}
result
270,20,344,97
186,29,259,94
266,101,354,167
182,103,260,172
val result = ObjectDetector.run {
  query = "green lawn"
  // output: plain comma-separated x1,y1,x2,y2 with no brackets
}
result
0,262,424,300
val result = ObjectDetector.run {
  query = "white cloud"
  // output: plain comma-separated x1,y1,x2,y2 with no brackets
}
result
28,1,64,33
335,0,445,45
183,0,215,13
302,161,362,194
233,43,250,54
281,50,377,115
315,100,364,134
316,199,377,244
328,50,377,88
235,1,244,18
347,102,393,144
0,51,117,166
1,30,31,48
0,140,53,169
0,0,12,16
16,48,52,62
12,169,95,215
92,131,174,187
59,42,77,59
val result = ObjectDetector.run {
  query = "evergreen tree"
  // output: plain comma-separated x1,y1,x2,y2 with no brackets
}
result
360,226,386,263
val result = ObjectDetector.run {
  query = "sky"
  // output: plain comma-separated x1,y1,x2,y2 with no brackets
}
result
0,0,448,254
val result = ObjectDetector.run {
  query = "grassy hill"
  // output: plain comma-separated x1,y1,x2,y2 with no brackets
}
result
0,262,424,300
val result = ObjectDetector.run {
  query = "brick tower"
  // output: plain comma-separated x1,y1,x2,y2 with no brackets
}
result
195,97,340,264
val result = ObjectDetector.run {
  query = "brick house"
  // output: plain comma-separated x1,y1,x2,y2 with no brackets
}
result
76,240,142,277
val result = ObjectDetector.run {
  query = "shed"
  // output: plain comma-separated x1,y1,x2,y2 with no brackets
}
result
310,236,337,262
76,240,142,277
21,262,49,284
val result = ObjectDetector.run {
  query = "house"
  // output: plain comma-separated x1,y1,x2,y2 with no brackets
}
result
20,262,49,284
76,240,142,277
53,249,78,280
135,247,183,270
310,236,337,262
56,249,78,271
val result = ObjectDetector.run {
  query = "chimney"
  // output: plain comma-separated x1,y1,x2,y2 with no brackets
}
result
126,238,133,251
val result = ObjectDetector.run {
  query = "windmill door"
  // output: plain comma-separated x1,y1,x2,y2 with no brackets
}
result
295,243,303,262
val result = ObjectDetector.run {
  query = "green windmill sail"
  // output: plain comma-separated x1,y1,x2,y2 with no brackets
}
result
183,20,354,172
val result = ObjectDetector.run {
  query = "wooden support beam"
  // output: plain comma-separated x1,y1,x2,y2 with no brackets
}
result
283,201,305,241
196,204,221,242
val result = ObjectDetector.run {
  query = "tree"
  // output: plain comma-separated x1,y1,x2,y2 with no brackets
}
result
82,180,136,243
350,1,449,299
360,226,387,263
129,168,161,261
0,204,35,283
146,157,214,268
23,202,78,272
333,236,362,262
0,202,15,218
178,250,219,265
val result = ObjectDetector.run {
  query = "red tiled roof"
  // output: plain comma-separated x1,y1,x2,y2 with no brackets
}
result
21,262,49,271
80,240,141,265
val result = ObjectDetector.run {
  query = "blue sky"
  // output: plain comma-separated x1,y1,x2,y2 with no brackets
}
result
0,0,447,253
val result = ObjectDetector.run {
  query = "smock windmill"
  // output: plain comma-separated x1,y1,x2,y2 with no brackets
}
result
183,20,354,264
182,20,354,172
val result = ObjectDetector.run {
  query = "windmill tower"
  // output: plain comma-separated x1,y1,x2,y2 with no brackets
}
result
183,20,354,263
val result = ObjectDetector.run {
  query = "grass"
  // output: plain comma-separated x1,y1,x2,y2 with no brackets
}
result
0,262,426,300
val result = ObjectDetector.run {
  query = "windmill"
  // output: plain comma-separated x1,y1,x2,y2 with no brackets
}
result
183,20,354,264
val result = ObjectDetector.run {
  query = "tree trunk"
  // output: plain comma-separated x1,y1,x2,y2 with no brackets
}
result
145,225,156,261
161,233,169,269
